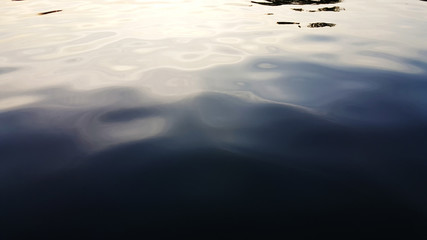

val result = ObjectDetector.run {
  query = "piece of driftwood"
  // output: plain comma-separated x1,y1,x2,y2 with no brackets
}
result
307,22,336,28
38,10,62,15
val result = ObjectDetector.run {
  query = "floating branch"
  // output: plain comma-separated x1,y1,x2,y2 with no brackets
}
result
38,10,62,15
277,21,300,24
307,22,336,28
277,21,301,28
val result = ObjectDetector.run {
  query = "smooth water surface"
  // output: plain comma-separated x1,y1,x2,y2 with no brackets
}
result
1,0,427,238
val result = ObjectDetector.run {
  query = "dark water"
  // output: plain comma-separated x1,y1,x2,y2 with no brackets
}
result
1,0,427,238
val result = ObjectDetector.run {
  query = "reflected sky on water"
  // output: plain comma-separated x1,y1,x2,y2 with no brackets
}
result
1,0,427,238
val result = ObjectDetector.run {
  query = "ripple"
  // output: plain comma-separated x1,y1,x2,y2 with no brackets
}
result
1,1,427,237
0,96,42,111
0,67,19,75
256,62,278,69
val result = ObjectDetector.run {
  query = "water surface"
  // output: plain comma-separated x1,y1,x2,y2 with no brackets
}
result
1,0,427,238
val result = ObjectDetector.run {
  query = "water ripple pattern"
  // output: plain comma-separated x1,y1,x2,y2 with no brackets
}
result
1,0,427,238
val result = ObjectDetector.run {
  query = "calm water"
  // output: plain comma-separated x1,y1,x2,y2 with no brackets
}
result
1,0,427,238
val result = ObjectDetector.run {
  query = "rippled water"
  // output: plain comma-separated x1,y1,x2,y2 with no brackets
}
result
1,0,427,238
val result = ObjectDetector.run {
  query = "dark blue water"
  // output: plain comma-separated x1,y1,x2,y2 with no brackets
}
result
1,0,427,238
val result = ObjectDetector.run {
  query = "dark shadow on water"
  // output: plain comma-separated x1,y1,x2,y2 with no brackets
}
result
1,60,427,238
0,67,19,75
99,107,160,123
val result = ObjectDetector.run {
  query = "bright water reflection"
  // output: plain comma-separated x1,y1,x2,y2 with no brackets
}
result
1,0,427,238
